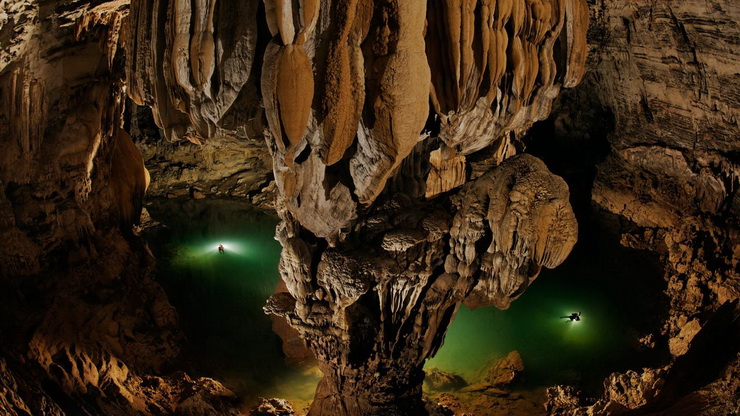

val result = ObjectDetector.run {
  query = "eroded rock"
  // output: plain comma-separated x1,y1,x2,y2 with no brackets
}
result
266,155,576,415
427,0,588,156
249,398,295,416
424,369,468,392
488,351,525,386
127,0,261,142
448,154,578,310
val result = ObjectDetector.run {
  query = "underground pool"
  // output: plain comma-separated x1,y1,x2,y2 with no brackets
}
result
143,198,665,408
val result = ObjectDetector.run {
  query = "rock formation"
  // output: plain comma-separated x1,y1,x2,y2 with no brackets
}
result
249,398,296,416
129,103,275,208
424,369,468,392
265,154,577,416
126,0,262,142
251,0,587,241
488,351,525,386
0,1,245,414
427,0,588,155
537,0,740,413
123,2,586,411
4,0,738,414
2,0,584,414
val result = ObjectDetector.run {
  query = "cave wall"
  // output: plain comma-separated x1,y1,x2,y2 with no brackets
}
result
587,0,739,335
0,2,245,415
128,103,275,208
541,0,740,414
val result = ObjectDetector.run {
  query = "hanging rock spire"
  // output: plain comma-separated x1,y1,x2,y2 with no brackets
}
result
126,1,587,414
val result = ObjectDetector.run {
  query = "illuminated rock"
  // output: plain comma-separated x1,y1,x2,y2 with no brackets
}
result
427,0,589,156
127,0,261,141
448,154,578,310
266,154,577,415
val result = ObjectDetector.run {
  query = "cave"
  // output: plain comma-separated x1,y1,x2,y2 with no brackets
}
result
1,1,738,416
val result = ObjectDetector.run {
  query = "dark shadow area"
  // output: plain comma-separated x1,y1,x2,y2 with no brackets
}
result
522,78,613,222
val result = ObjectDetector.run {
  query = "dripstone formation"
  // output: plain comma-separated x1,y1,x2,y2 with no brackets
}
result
125,0,586,414
2,0,738,415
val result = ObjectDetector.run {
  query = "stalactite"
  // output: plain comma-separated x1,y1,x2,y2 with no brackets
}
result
125,1,588,413
427,0,588,156
126,0,260,141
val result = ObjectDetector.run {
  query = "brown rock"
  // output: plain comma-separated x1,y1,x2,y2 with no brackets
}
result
448,154,578,310
669,319,703,357
424,368,468,392
249,398,295,416
1,0,592,414
127,0,261,142
427,0,589,156
276,45,314,152
488,351,525,386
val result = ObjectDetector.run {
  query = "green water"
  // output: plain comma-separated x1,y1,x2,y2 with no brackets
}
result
428,231,664,392
144,199,320,406
144,198,663,403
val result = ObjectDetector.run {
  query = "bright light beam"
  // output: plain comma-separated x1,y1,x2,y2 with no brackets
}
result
200,239,246,255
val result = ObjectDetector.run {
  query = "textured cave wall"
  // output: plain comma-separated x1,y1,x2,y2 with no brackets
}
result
587,0,740,336
539,0,740,414
128,103,276,207
0,2,245,415
124,0,277,206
